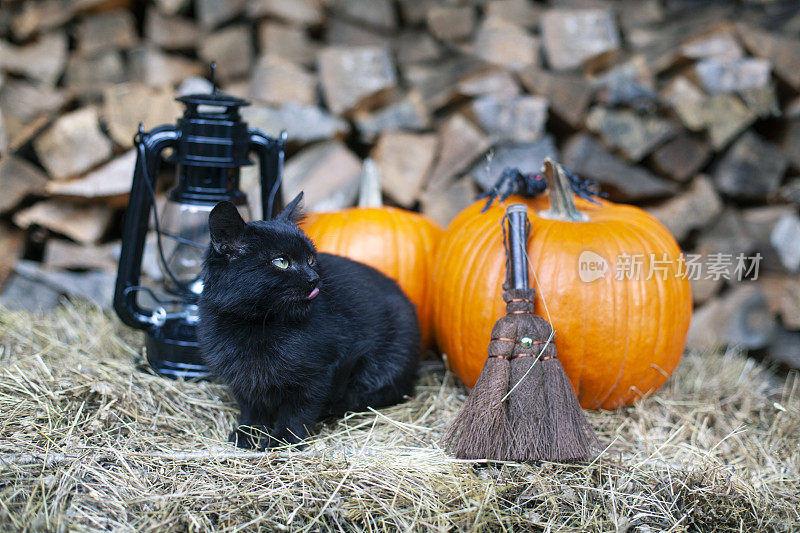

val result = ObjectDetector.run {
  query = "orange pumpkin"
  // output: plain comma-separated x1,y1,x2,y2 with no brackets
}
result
432,159,692,409
302,161,443,347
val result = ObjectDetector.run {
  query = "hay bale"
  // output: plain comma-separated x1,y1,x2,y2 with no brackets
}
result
0,303,798,531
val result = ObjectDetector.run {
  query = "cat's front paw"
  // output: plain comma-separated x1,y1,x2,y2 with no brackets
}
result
228,427,260,449
258,432,306,451
258,434,289,451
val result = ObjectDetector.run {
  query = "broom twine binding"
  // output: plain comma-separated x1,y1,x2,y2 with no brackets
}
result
491,338,548,344
488,354,556,360
489,337,553,359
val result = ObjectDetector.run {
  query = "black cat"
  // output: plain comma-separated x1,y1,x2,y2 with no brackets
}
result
197,193,419,449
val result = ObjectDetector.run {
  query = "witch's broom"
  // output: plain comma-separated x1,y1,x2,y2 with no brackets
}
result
444,202,598,462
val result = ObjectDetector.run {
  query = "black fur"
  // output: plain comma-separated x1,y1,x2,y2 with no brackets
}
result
198,193,419,449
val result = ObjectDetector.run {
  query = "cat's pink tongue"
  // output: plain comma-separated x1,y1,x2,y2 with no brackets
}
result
306,287,320,300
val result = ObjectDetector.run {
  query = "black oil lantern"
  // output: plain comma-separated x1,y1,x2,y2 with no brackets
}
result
114,73,286,379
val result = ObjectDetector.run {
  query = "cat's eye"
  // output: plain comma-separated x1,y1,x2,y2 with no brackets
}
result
307,256,315,266
272,257,289,269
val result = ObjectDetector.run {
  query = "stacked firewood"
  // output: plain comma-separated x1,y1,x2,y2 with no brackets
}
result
0,0,798,367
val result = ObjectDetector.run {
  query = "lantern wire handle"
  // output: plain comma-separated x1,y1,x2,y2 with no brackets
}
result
135,124,198,301
122,285,183,306
264,130,287,219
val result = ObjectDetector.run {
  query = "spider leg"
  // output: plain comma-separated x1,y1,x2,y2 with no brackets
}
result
562,166,604,204
479,167,522,211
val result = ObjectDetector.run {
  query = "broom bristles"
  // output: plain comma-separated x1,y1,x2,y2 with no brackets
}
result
507,356,550,462
443,357,511,460
507,356,599,463
542,358,599,462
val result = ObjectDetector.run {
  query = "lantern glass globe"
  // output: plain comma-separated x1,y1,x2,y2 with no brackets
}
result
157,199,251,295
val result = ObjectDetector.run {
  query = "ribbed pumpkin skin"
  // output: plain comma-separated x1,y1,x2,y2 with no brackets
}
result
302,207,443,348
432,195,692,410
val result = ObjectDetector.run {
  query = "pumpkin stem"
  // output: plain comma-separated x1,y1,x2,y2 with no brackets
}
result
539,158,589,222
358,158,383,208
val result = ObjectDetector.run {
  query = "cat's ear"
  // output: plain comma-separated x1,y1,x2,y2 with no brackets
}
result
276,192,304,224
209,201,246,256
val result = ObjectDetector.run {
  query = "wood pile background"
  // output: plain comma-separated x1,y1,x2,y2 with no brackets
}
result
0,0,798,368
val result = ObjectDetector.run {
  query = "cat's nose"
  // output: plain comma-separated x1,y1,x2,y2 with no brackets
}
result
306,275,319,289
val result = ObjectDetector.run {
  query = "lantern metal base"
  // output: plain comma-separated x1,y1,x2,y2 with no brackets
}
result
145,333,210,380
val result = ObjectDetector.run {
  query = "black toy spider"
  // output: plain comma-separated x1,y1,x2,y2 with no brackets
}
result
477,166,605,212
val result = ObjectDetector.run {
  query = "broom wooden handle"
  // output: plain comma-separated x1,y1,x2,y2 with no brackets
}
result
506,204,530,291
